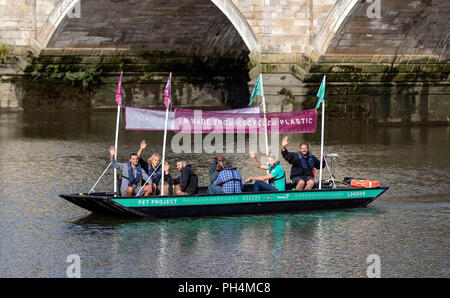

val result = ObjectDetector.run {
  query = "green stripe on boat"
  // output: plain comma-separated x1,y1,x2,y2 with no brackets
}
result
112,188,384,208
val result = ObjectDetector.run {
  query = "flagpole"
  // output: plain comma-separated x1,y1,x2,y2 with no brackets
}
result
113,71,123,196
259,73,269,174
318,100,325,189
114,104,120,195
318,76,326,190
160,72,171,196
160,104,169,196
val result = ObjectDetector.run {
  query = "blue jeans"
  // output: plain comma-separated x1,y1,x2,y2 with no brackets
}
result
253,180,277,192
208,185,224,194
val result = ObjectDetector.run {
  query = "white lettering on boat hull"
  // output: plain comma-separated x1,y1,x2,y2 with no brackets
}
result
347,191,366,197
137,199,178,206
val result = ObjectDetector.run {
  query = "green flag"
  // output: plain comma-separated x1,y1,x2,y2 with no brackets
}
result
248,74,262,106
315,75,326,109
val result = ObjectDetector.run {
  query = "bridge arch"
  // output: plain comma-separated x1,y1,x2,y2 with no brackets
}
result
311,0,359,55
210,0,258,51
34,0,258,53
34,0,81,50
311,0,449,59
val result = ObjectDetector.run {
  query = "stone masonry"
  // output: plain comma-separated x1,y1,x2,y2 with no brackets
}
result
0,0,449,124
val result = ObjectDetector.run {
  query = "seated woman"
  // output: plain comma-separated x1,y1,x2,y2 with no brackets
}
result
244,151,286,192
137,140,162,195
208,159,243,194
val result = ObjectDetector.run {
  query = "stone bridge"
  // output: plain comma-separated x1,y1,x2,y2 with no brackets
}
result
0,0,449,124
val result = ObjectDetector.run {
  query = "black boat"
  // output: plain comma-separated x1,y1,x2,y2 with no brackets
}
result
60,183,388,218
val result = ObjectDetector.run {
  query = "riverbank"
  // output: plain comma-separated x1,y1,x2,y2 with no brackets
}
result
1,50,449,125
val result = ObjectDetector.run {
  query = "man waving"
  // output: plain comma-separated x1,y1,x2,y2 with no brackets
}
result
109,146,152,197
281,136,325,190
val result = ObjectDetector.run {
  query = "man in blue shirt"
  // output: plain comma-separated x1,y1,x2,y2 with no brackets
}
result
109,146,152,197
209,159,243,194
209,154,224,186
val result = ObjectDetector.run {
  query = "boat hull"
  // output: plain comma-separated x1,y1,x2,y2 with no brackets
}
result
60,187,388,218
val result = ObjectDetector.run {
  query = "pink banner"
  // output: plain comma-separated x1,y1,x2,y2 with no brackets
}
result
174,109,316,134
124,106,260,131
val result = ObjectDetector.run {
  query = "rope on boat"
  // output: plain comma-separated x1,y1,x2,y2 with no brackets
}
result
88,162,112,194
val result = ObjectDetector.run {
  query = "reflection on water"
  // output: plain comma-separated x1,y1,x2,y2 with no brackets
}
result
65,209,386,278
0,111,449,277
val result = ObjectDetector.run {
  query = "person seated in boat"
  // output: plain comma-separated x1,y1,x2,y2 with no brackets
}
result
109,146,152,197
157,162,174,196
281,136,325,191
165,160,198,195
208,159,243,194
244,152,286,192
136,139,162,195
209,154,225,185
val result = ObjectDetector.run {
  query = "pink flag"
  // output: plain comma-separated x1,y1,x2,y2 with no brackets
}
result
115,71,123,106
163,72,172,109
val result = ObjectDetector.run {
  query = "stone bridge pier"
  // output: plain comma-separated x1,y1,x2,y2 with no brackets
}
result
0,0,449,124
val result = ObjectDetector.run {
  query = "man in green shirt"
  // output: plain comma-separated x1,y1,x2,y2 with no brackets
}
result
244,152,286,192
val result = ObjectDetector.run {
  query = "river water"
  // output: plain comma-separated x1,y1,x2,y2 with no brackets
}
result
0,110,448,278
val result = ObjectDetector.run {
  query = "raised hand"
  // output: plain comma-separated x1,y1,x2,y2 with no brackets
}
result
109,145,116,158
249,151,256,159
140,140,147,151
281,136,289,148
137,140,148,158
164,162,170,175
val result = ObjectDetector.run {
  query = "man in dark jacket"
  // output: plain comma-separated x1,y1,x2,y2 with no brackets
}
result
281,136,325,190
168,160,198,195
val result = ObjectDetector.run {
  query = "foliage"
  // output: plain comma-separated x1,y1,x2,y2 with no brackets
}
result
31,61,103,90
64,61,103,89
0,43,14,64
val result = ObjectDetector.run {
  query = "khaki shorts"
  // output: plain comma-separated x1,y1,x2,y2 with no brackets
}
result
292,176,314,184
